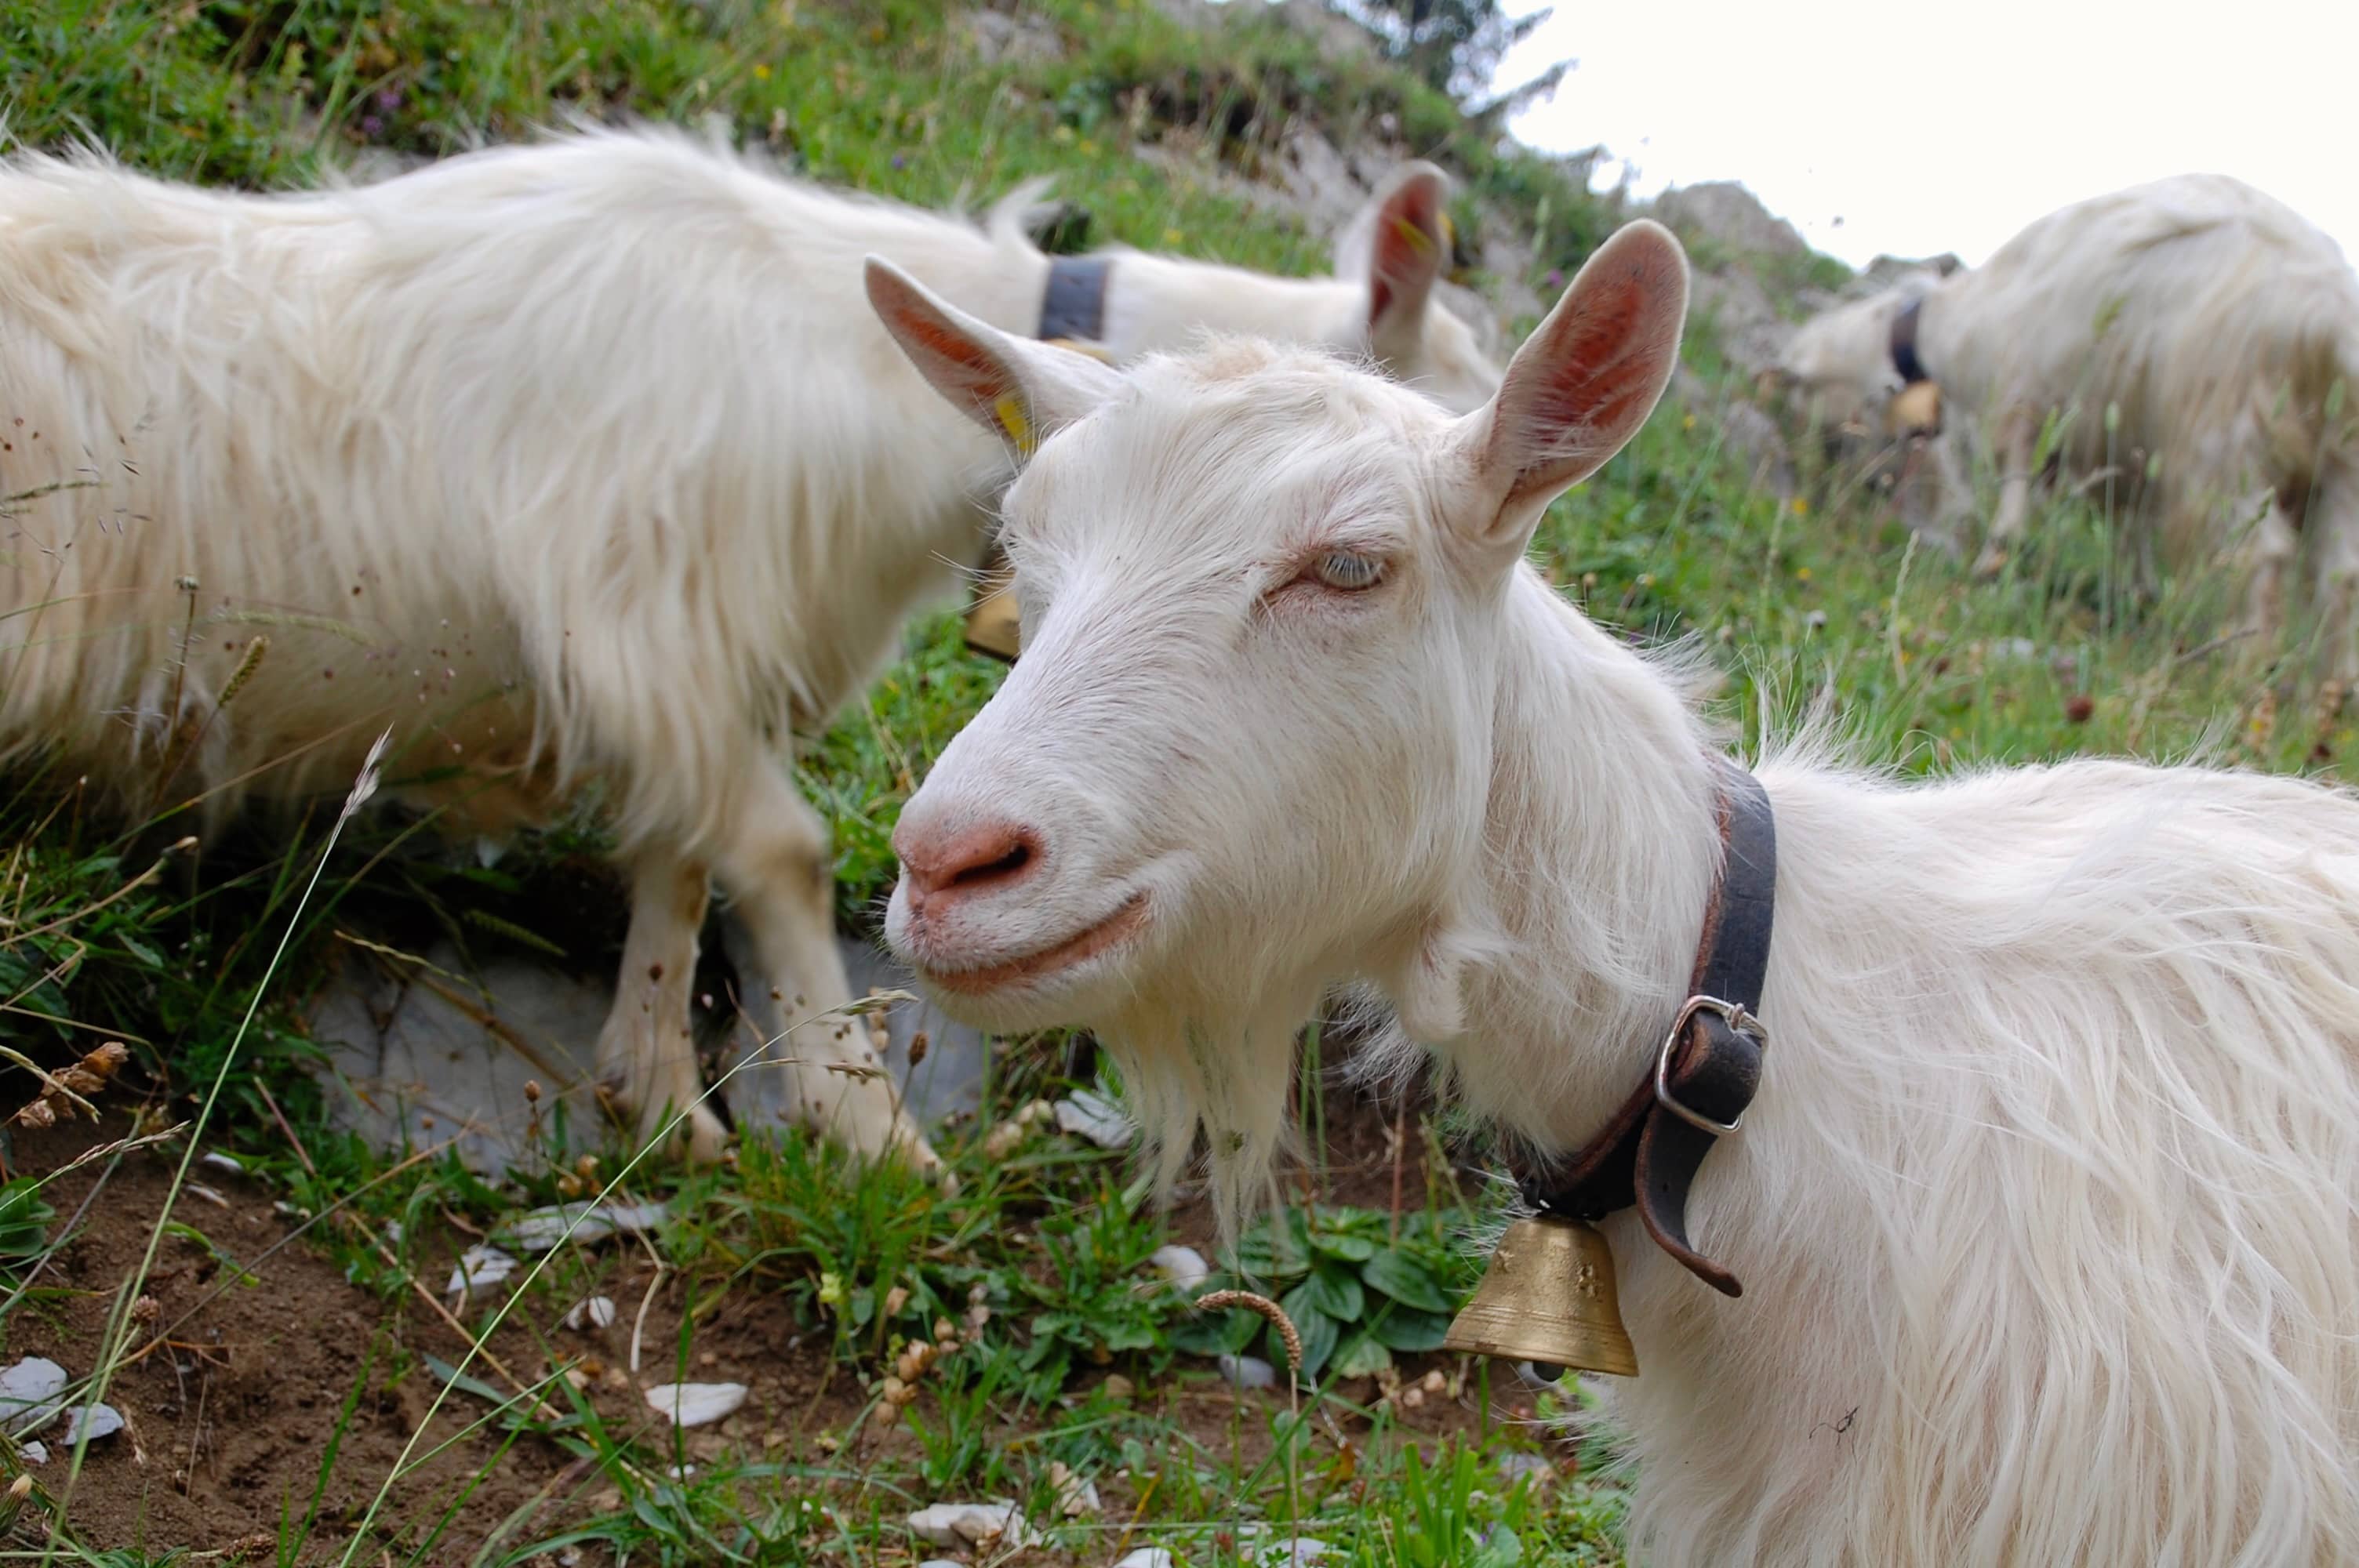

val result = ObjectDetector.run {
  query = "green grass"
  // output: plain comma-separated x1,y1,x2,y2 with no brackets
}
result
2,0,2350,1562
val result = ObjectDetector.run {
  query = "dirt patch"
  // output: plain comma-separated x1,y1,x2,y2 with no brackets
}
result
5,1112,1546,1563
6,1119,592,1559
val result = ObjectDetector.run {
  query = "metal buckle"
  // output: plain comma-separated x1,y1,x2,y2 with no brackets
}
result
1653,995,1768,1137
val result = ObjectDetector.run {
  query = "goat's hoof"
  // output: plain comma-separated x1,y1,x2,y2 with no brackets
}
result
1972,547,2008,581
670,1102,732,1165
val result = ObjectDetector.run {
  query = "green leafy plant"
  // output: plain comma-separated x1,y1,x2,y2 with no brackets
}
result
1172,1206,1478,1382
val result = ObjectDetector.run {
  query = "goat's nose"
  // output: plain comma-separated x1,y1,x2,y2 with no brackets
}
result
896,818,1044,908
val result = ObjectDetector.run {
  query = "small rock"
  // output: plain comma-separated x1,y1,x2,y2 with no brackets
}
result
1049,1459,1100,1516
906,1500,1037,1548
18,1440,45,1465
1053,1090,1132,1149
1150,1244,1209,1290
1497,1452,1554,1482
496,1200,670,1253
1100,1374,1136,1399
445,1244,518,1297
645,1382,749,1428
0,1359,67,1438
1113,1551,1175,1568
200,1152,245,1174
1266,1540,1329,1566
59,1404,123,1446
918,1561,965,1568
1218,1354,1277,1391
563,1296,618,1330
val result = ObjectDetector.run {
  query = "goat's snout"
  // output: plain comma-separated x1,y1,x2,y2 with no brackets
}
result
895,817,1045,915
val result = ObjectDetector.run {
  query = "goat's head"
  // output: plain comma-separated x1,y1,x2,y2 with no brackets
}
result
1329,162,1502,415
1771,275,1942,441
866,221,1685,1198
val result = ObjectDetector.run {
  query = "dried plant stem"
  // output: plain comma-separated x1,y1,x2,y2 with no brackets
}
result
1196,1288,1304,1531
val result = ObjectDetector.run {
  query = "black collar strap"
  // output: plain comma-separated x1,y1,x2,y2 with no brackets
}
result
1889,296,1931,387
1513,757,1777,1298
1038,256,1113,347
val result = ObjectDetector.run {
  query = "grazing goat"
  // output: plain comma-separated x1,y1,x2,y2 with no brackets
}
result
0,125,1498,1166
1775,175,2359,675
866,224,2359,1563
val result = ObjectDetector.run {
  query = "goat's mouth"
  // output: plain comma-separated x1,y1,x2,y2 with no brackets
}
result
914,892,1150,997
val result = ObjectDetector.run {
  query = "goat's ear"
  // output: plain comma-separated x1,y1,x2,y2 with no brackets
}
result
1450,220,1688,551
864,256,1121,458
1344,162,1453,352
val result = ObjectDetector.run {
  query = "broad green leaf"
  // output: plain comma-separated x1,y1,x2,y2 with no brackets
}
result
1301,1263,1363,1323
1310,1224,1378,1262
1370,1306,1452,1352
1362,1247,1453,1312
1171,1306,1260,1356
1284,1305,1338,1381
1332,1331,1394,1380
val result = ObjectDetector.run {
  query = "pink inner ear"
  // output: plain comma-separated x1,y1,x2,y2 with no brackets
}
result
1369,178,1444,326
899,305,1012,405
1528,261,1671,443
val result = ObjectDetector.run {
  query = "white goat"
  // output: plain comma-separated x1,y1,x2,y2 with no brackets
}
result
0,124,1498,1165
866,225,2359,1563
1776,175,2359,674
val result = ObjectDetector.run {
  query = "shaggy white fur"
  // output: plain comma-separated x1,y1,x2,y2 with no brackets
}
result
0,123,1499,1165
869,225,2359,1563
1777,175,2359,675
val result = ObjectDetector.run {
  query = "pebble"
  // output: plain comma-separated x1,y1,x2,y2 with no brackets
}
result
1218,1353,1277,1391
1112,1551,1174,1568
1150,1244,1209,1290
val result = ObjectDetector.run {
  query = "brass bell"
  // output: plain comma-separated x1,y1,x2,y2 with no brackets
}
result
1441,1214,1638,1378
963,545,1022,663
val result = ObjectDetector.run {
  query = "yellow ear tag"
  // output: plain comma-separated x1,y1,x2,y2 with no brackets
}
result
994,394,1034,455
1392,214,1435,256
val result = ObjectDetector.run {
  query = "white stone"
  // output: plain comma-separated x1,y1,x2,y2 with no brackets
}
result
445,1244,518,1297
59,1404,123,1446
1113,1551,1175,1568
1150,1244,1209,1290
563,1296,619,1330
0,1358,67,1438
906,1500,1037,1549
497,1200,669,1253
1054,1089,1132,1149
1217,1353,1277,1391
644,1381,748,1428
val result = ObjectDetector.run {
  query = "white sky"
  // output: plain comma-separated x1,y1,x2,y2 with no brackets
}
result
1497,0,2359,271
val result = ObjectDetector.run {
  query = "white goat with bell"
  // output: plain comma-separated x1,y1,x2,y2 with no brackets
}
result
0,125,1498,1169
867,222,2359,1564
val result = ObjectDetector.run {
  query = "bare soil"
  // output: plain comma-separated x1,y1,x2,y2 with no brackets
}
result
4,1082,1543,1563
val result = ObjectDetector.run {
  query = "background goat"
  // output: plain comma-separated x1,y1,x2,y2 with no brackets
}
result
0,124,1498,1166
1775,175,2359,675
864,226,2359,1563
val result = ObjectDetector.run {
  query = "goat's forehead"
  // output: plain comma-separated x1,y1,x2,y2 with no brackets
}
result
1012,363,1435,558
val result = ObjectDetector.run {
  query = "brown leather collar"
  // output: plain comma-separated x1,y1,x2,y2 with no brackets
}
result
1507,757,1776,1298
1890,296,1932,388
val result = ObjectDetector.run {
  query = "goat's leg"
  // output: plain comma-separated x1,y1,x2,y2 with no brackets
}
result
592,849,729,1162
712,761,939,1169
2224,491,2302,660
1972,407,2037,579
2303,468,2359,686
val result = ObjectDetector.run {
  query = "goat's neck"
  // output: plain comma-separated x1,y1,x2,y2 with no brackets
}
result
1438,569,1726,1156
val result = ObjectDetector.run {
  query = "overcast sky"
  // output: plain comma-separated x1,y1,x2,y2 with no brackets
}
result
1496,0,2359,271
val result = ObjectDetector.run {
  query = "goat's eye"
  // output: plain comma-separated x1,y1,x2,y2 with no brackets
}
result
1309,551,1386,592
